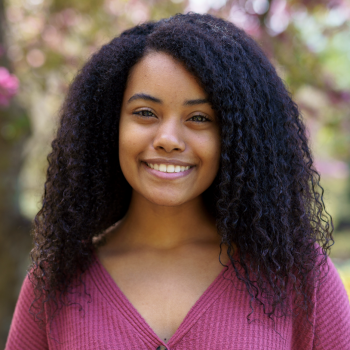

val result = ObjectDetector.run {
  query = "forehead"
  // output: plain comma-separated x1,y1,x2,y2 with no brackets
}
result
124,52,207,101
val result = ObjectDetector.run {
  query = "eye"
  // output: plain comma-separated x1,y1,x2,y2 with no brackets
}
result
133,109,156,117
188,115,211,122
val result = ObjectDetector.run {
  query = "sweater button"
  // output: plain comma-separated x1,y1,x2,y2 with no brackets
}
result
156,346,167,350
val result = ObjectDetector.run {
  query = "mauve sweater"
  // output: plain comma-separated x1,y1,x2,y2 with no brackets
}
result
5,251,350,350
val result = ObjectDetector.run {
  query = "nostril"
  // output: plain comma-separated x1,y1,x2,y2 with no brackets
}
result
153,135,186,153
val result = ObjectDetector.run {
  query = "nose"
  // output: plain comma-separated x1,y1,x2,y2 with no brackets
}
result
152,118,185,153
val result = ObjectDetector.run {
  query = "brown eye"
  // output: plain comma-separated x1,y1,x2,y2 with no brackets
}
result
134,110,155,117
189,115,210,122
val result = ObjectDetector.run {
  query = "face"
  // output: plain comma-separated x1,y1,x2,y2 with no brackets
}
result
119,52,221,207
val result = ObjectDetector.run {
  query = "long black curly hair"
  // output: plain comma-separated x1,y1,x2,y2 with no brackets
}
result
30,12,333,325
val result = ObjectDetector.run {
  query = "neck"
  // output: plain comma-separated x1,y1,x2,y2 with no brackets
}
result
107,190,220,253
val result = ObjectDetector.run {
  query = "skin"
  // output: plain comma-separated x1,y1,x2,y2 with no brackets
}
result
96,52,231,343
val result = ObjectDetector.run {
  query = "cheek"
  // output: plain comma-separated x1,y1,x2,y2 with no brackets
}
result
191,131,221,190
211,137,221,166
118,119,152,177
199,132,221,171
119,130,133,172
118,119,139,179
206,145,221,182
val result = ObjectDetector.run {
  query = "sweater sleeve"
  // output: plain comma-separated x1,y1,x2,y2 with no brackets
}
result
5,275,49,350
313,256,350,350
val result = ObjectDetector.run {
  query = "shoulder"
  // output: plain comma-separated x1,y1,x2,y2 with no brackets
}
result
315,254,350,309
6,258,102,350
5,273,49,350
312,255,350,349
315,254,349,306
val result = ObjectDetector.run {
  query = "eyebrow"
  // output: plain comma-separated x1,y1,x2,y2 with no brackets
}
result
128,93,161,104
127,93,210,106
183,98,210,106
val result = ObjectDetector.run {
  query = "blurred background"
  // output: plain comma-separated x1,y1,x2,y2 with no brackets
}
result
0,0,350,346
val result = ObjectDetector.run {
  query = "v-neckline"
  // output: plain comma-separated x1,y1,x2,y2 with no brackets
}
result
89,250,235,348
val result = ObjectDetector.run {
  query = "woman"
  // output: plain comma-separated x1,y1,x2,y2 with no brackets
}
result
6,13,350,349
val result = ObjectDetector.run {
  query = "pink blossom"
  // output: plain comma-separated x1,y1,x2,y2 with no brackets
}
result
314,159,349,179
266,0,290,36
229,5,262,37
0,67,19,107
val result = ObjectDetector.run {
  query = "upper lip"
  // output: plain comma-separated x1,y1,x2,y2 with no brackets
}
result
142,158,195,166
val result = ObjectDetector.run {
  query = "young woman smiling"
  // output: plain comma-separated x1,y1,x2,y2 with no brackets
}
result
6,13,350,350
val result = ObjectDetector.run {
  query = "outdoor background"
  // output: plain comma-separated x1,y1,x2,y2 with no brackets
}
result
1,0,350,347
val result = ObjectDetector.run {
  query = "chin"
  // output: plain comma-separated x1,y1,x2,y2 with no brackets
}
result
148,197,188,207
144,191,193,207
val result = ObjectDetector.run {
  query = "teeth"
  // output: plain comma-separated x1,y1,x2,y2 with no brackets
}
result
167,164,175,173
147,163,191,173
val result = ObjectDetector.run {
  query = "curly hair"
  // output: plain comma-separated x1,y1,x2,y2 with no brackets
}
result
30,13,333,326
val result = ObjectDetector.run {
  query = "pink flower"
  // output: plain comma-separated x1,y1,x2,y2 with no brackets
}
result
0,67,19,107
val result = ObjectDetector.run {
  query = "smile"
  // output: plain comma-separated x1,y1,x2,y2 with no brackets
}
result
146,163,191,173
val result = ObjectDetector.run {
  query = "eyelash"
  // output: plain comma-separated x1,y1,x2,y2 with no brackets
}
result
189,115,210,122
133,110,211,122
133,110,155,117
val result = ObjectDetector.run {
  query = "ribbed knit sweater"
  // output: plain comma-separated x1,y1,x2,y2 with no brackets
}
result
6,252,350,350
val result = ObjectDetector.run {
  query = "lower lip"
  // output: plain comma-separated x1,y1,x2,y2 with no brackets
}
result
142,162,194,179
